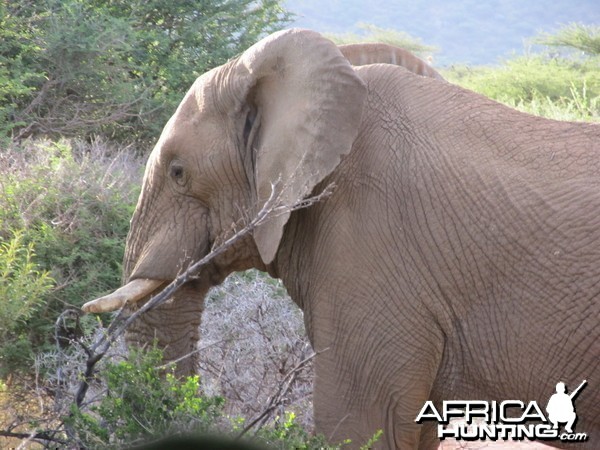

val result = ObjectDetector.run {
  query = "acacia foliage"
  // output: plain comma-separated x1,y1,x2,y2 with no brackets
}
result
445,24,600,122
537,23,600,56
326,23,437,56
0,0,290,144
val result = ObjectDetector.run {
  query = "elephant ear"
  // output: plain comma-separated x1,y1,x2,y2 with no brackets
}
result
231,29,367,264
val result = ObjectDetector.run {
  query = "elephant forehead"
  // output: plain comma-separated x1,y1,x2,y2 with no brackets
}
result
189,67,230,113
154,98,222,158
162,74,219,140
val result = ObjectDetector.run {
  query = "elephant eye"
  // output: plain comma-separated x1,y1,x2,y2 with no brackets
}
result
169,163,186,186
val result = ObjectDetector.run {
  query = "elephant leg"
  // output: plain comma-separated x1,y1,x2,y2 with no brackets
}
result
312,348,442,450
312,370,378,448
124,282,206,377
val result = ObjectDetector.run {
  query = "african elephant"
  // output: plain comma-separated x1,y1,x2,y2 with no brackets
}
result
83,29,600,449
338,42,443,80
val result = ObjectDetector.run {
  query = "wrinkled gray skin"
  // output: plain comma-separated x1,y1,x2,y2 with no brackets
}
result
90,30,600,449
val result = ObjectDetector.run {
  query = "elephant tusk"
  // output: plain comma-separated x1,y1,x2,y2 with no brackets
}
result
81,279,163,313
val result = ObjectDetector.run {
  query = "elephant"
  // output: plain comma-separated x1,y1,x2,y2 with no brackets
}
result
82,29,600,449
338,42,443,80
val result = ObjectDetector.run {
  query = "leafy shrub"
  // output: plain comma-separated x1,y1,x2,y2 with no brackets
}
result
326,22,437,56
445,24,600,122
501,83,599,122
447,59,600,121
0,139,142,375
255,411,334,450
0,2,44,142
64,344,348,450
447,56,600,109
536,23,600,56
1,0,291,143
67,347,225,449
0,230,54,378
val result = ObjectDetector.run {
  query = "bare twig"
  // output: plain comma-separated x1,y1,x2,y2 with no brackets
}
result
235,349,324,439
156,336,251,371
70,181,334,411
0,430,66,447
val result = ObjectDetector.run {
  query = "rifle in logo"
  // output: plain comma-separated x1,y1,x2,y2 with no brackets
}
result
546,380,587,433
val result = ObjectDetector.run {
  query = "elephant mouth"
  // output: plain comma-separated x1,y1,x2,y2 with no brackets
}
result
81,278,165,313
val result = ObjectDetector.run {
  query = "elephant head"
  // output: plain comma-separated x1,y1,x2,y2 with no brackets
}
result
82,29,366,374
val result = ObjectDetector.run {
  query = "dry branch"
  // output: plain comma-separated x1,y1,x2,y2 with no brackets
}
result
70,180,334,412
0,430,66,447
236,350,320,438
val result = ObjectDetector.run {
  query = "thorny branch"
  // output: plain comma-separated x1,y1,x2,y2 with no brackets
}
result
69,181,335,413
0,430,67,448
235,349,322,439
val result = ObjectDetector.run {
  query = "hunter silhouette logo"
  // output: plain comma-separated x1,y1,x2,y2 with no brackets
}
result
415,380,589,442
546,380,586,434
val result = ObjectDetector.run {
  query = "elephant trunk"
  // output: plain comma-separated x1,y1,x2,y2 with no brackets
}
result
104,174,213,376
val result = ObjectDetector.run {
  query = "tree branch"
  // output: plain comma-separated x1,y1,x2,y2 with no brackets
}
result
70,181,334,411
235,349,323,439
0,430,66,446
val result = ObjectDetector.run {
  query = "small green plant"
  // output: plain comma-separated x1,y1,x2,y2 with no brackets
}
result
0,230,53,325
0,230,54,377
256,411,334,449
257,413,381,450
67,347,225,449
360,429,383,450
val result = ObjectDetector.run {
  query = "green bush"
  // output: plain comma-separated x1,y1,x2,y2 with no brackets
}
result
65,346,348,450
446,58,600,121
0,2,44,142
255,411,334,449
0,230,54,377
67,347,225,449
502,83,599,122
536,23,600,56
445,24,600,122
447,56,600,106
326,22,437,56
0,139,142,375
1,0,291,143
